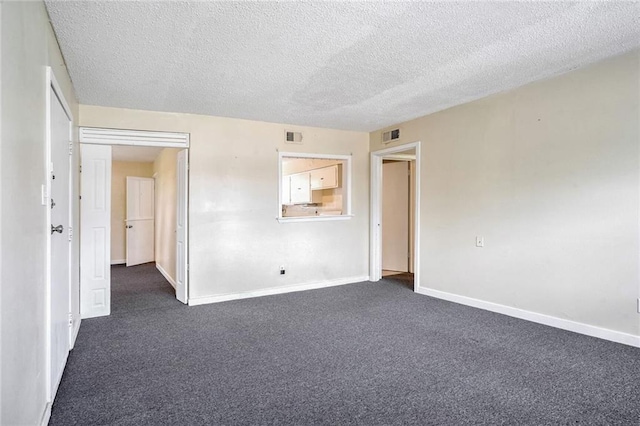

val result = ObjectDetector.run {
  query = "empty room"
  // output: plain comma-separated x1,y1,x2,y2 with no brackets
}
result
1,1,639,425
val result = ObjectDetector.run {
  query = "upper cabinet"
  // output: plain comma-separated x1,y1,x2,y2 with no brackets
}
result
289,172,312,204
310,165,338,190
282,164,340,205
282,175,291,205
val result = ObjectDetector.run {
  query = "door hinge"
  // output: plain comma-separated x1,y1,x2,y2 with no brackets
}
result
68,141,73,155
79,165,82,173
68,226,73,242
68,313,73,327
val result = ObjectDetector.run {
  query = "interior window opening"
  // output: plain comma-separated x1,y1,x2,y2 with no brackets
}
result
279,153,351,221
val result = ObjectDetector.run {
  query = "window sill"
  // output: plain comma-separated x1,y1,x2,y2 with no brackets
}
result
277,215,353,223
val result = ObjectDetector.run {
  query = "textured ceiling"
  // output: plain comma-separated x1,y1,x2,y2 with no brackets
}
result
112,145,162,163
46,1,640,132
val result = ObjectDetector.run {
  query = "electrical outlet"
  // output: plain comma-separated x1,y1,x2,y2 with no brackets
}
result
280,266,286,275
476,236,484,247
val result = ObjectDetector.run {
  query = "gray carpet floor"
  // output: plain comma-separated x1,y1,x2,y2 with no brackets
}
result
50,264,640,425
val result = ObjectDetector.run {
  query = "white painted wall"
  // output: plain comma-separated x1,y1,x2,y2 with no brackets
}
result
78,106,370,301
370,50,640,338
0,2,79,424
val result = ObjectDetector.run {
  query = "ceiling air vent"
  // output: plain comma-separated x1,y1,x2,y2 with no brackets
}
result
285,131,303,144
382,128,400,144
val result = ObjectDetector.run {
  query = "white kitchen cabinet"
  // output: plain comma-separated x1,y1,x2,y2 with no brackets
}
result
310,165,338,190
284,169,327,205
282,175,291,205
290,172,311,204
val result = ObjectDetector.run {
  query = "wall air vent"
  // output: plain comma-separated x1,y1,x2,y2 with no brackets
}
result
285,131,303,144
382,128,401,144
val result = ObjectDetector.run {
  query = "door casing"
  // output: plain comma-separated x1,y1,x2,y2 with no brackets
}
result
79,128,190,316
370,141,421,288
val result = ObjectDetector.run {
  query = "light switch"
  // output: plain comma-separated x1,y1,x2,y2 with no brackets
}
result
41,184,48,206
476,236,484,247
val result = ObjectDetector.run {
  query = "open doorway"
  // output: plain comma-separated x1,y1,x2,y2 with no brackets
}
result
79,127,189,319
108,146,181,313
370,141,421,290
381,154,416,290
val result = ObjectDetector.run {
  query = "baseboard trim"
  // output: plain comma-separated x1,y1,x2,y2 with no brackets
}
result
416,286,640,348
189,275,370,306
70,318,81,350
110,259,125,265
156,263,176,289
40,403,52,426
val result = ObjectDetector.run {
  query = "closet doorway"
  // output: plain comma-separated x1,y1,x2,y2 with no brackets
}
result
79,128,190,318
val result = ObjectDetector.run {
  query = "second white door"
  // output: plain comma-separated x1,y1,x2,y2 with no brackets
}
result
126,177,155,266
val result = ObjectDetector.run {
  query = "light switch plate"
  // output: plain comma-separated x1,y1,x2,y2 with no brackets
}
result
476,236,484,247
41,184,48,206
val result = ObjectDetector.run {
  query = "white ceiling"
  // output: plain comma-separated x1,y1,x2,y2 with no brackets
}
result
111,145,163,163
46,1,640,132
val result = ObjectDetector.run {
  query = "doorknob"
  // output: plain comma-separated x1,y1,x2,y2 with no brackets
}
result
126,225,133,229
51,224,63,234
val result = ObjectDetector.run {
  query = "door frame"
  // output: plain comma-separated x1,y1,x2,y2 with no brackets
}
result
79,127,190,314
370,141,421,289
45,67,74,403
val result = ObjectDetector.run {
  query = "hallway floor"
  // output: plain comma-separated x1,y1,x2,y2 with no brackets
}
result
110,263,179,315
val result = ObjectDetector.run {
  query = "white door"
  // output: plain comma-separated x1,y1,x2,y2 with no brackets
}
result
49,87,71,398
80,144,112,319
175,149,189,304
126,177,155,266
382,161,409,272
